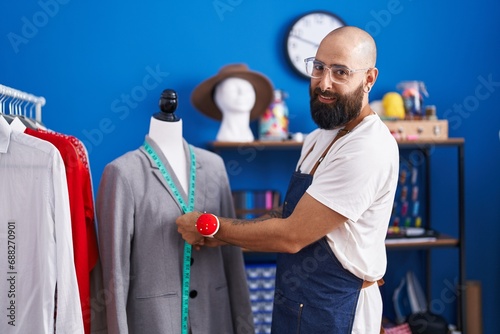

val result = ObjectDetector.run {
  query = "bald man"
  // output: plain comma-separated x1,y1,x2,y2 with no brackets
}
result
177,26,399,333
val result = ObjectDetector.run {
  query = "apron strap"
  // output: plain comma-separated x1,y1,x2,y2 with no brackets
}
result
297,143,315,173
361,278,385,289
309,137,337,176
301,129,348,176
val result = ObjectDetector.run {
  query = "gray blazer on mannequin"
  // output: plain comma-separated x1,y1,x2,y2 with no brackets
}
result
96,137,254,334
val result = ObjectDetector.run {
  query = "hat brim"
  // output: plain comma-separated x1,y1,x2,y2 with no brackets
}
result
191,65,274,121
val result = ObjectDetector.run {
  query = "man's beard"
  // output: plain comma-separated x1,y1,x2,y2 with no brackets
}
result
309,82,364,130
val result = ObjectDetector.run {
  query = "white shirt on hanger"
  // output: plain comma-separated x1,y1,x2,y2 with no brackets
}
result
0,116,84,333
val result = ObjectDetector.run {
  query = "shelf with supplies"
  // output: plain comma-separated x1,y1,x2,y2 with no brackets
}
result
210,137,464,150
387,137,466,331
211,137,466,332
385,233,458,249
210,140,303,151
212,138,464,247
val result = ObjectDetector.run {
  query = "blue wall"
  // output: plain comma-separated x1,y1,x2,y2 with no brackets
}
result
2,0,499,332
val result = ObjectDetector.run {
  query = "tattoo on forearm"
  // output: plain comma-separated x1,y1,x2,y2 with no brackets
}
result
230,218,264,225
229,208,282,225
267,209,282,218
229,219,240,226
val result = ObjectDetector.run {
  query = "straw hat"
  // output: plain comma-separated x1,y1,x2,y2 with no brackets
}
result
191,64,274,121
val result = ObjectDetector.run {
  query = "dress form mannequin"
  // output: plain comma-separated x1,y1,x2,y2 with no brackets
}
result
148,89,187,192
98,87,255,333
214,77,256,142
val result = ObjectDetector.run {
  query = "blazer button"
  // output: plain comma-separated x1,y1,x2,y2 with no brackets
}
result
189,290,198,298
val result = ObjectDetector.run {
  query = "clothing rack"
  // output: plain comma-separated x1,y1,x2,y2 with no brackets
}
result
0,84,45,122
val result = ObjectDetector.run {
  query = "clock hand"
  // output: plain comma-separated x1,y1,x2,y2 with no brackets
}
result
289,34,319,48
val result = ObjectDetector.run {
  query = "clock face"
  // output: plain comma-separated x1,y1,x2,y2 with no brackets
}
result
286,11,346,78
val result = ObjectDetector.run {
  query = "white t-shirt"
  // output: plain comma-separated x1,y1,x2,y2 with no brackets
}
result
299,114,399,333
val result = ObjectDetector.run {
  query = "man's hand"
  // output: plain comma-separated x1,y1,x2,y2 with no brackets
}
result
176,211,204,245
176,212,227,249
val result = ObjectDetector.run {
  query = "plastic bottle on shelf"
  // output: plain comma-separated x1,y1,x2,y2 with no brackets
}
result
259,89,289,141
396,81,428,120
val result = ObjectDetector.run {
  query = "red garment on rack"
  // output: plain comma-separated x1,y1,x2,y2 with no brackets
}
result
26,128,99,334
384,323,412,334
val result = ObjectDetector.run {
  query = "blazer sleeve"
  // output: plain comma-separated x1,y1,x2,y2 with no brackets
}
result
216,158,255,334
96,163,135,334
222,245,255,334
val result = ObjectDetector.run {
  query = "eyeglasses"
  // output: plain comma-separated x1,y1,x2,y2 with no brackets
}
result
304,57,371,84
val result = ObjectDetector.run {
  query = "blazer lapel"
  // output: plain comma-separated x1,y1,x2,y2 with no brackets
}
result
192,147,206,212
140,138,188,213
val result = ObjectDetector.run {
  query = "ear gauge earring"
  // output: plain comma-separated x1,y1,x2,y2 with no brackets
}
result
364,86,371,93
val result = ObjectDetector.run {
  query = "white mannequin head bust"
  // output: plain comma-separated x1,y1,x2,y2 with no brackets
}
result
214,77,256,142
191,63,274,142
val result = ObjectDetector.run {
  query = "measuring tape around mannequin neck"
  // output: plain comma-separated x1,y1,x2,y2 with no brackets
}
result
143,141,196,334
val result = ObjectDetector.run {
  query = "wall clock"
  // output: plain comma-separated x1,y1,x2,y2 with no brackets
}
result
285,11,346,78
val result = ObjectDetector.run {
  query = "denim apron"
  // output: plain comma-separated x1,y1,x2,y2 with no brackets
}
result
271,139,366,334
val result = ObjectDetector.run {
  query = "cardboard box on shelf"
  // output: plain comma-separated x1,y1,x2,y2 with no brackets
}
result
383,119,448,140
